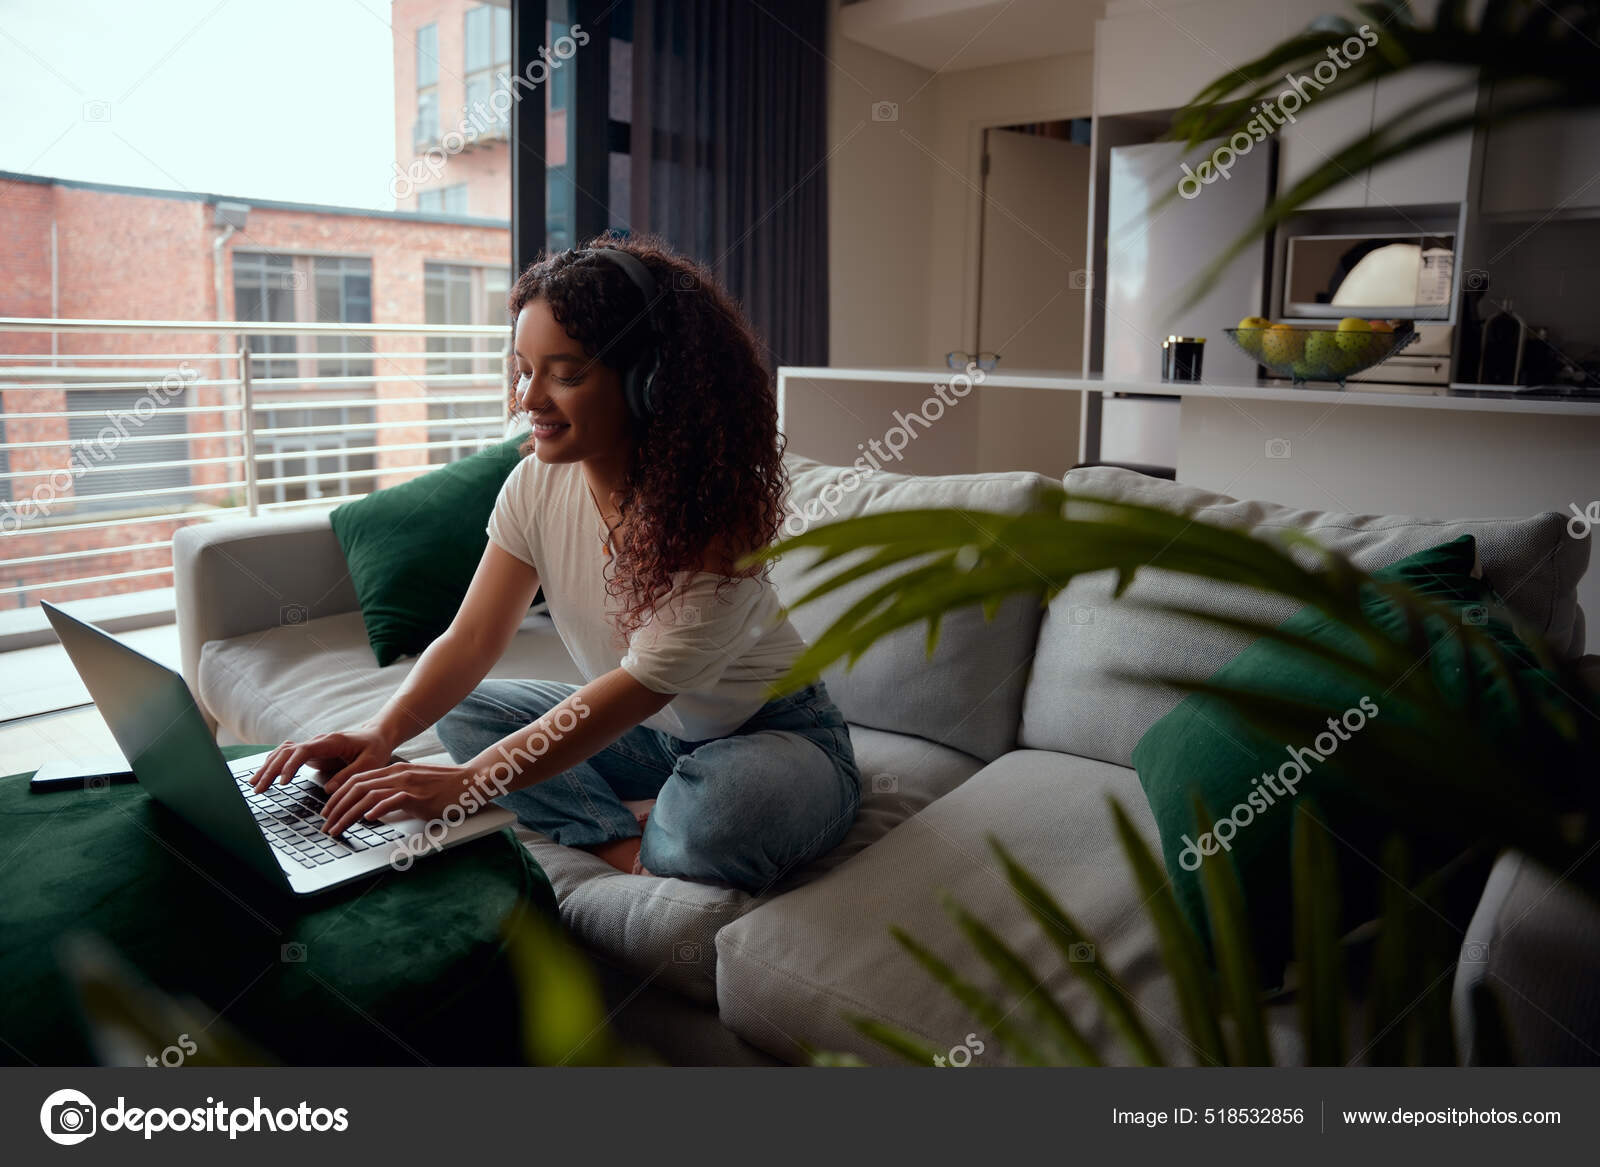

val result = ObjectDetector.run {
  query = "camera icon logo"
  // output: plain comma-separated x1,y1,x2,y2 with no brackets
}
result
82,100,111,123
1463,268,1489,291
673,941,702,963
281,942,308,962
1068,941,1096,963
870,773,898,794
40,1088,97,1145
1265,437,1292,460
1069,269,1093,291
1462,605,1489,627
871,100,899,122
279,603,309,626
673,271,699,291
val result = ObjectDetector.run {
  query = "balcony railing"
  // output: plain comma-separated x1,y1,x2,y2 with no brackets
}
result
0,317,511,616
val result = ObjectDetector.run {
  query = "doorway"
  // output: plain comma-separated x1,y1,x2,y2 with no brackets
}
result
973,119,1093,476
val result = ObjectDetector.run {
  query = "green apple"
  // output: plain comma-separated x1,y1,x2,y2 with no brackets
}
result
1304,329,1352,377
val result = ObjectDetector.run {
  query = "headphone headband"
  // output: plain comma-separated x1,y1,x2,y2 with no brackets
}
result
585,245,664,420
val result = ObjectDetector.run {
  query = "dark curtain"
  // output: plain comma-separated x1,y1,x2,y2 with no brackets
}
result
630,0,829,370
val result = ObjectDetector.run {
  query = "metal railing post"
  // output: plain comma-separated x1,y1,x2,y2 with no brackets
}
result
239,342,259,517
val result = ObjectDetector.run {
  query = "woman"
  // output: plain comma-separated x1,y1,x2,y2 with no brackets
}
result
250,235,860,892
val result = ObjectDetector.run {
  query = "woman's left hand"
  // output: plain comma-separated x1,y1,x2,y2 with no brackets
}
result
319,762,479,837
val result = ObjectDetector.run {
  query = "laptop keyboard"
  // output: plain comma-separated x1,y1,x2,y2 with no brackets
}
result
233,768,405,869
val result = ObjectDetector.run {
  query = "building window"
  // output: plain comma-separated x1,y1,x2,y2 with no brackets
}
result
232,252,299,380
425,261,508,463
415,22,439,148
312,256,374,380
464,5,512,137
233,252,376,502
234,253,373,380
417,185,469,215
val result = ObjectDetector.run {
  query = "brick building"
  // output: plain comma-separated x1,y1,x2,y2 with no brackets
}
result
0,173,511,609
0,1,556,611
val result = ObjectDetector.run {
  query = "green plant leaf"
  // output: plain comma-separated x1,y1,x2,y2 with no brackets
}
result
1191,797,1274,1065
1292,802,1345,1066
890,925,1050,1066
846,1016,943,1066
1110,800,1229,1066
990,837,1166,1066
501,900,626,1066
941,893,1102,1066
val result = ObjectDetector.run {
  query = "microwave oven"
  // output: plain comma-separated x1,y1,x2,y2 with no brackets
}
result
1281,232,1455,322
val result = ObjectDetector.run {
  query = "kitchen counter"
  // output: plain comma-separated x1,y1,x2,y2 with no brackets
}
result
776,366,1600,417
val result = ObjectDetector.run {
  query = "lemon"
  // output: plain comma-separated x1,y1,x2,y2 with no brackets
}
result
1261,323,1304,367
1336,317,1372,332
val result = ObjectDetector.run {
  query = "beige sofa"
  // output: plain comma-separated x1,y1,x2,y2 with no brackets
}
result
173,455,1597,1065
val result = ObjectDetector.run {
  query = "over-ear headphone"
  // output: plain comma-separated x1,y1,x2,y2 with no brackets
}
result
584,245,665,420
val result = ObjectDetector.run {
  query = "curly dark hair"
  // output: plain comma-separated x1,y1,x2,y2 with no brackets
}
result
506,232,788,640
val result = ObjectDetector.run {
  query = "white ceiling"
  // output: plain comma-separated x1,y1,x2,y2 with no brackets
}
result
839,0,1106,72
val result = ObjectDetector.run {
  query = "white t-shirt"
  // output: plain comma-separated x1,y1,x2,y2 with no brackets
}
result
486,453,810,741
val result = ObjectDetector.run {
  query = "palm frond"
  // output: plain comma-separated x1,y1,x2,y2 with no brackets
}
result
991,837,1166,1065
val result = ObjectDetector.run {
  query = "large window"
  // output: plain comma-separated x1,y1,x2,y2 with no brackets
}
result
415,22,440,149
425,261,508,463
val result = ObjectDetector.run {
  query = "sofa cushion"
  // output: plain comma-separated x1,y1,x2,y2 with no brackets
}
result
714,749,1200,1065
518,725,984,1004
1133,534,1575,983
198,610,584,761
774,455,1051,761
330,432,531,666
1019,468,1590,767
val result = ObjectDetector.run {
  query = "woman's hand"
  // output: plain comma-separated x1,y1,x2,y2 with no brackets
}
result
318,762,479,837
250,727,396,794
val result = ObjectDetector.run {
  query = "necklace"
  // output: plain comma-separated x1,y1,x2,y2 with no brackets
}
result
584,479,622,559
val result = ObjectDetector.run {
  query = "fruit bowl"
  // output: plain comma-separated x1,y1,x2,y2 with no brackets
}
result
1226,323,1420,386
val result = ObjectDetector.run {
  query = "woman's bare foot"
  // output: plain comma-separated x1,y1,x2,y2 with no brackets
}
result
583,799,658,875
586,834,643,873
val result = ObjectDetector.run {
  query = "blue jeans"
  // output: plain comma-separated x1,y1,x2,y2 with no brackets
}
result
435,678,861,893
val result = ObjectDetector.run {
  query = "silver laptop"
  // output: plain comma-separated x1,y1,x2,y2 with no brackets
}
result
42,601,515,896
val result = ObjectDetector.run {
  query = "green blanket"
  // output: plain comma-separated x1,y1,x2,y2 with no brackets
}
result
0,746,556,1066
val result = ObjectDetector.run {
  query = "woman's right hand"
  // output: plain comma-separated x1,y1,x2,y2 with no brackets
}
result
250,727,397,794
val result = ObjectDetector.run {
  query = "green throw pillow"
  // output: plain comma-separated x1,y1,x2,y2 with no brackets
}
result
1130,534,1569,983
331,433,530,666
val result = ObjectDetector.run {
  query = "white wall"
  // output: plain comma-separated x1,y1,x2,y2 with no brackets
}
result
821,0,1097,474
825,0,937,367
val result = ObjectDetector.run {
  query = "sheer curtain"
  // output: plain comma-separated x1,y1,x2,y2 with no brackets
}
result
629,0,830,369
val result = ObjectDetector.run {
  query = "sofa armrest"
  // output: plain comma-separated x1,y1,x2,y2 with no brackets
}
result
173,512,359,726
